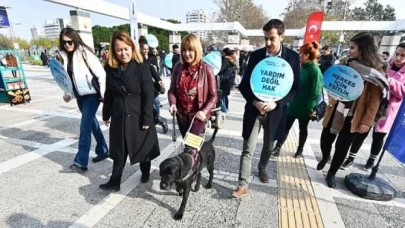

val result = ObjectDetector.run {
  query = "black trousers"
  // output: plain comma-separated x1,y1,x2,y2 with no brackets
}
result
320,116,356,176
277,115,310,150
349,128,387,159
109,138,151,185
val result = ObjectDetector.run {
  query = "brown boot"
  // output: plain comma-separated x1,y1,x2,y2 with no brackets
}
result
232,186,248,198
259,170,269,183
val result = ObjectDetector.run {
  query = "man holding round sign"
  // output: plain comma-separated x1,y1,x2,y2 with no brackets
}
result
232,19,301,198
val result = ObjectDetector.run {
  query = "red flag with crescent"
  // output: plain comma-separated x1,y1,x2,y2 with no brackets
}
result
303,11,324,44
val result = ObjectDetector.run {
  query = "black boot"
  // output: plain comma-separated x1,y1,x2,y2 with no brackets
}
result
140,162,151,183
271,144,281,157
316,156,331,170
294,147,303,158
326,174,336,188
99,179,120,191
160,117,169,134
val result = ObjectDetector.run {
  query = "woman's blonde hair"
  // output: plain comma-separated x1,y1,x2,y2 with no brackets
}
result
108,30,143,68
180,34,203,65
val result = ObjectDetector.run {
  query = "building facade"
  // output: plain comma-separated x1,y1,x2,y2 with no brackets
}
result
186,9,208,41
30,26,45,40
31,18,71,40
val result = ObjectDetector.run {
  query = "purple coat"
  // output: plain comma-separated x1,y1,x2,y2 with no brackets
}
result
375,63,405,133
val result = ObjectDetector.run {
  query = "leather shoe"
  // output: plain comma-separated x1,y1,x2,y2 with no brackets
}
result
326,175,336,188
92,153,109,163
99,182,120,191
316,156,331,171
258,170,269,183
232,186,248,198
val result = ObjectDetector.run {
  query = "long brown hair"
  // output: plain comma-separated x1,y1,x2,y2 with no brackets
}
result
350,32,382,69
108,30,143,68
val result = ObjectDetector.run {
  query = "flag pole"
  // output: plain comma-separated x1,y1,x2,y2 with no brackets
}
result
344,100,405,201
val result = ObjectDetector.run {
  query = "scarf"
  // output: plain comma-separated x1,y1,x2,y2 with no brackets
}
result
329,59,388,134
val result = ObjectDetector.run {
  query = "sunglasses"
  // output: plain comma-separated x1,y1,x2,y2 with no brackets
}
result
62,40,74,46
395,53,405,58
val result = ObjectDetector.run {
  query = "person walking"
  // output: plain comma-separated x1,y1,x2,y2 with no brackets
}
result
168,34,218,140
232,19,301,198
317,32,384,188
139,37,169,134
57,28,109,171
319,46,336,74
340,42,405,171
100,30,160,191
272,41,323,158
218,48,238,113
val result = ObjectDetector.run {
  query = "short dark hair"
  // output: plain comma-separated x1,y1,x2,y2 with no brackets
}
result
172,44,179,49
382,51,390,56
262,19,285,35
397,42,405,49
322,46,330,51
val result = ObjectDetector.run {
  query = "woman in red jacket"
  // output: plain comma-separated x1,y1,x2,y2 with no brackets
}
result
168,34,218,139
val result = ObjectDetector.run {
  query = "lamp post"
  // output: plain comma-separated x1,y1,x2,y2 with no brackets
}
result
129,0,139,47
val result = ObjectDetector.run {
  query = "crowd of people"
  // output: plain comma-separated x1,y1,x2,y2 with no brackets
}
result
54,18,405,197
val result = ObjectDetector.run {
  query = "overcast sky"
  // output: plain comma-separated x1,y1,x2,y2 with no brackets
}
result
0,0,404,40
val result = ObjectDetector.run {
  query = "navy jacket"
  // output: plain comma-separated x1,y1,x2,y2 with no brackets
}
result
239,46,301,141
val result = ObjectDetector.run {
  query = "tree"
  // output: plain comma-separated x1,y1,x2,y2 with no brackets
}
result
92,19,188,52
213,0,270,45
350,0,395,21
31,37,56,50
16,37,30,50
0,34,13,50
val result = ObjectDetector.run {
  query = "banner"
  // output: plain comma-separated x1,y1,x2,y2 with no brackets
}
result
323,65,364,101
384,100,405,163
0,6,10,28
164,53,174,68
49,59,75,98
303,11,324,44
203,51,222,75
146,34,159,48
250,57,294,102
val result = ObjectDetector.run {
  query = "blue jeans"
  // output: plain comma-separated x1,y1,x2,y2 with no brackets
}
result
154,96,160,116
74,95,108,167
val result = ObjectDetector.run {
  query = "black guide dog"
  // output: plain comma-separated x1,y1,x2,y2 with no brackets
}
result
159,128,218,220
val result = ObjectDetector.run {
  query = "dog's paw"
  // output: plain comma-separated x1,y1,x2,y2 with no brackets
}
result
174,212,184,220
205,183,212,189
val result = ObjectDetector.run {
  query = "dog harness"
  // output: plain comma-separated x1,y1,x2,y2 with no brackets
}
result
178,149,200,182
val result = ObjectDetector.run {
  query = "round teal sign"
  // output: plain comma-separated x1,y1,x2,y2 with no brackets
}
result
164,53,174,68
323,65,364,101
203,51,222,75
250,57,294,102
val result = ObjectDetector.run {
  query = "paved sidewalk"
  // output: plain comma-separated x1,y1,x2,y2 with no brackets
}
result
1,65,405,227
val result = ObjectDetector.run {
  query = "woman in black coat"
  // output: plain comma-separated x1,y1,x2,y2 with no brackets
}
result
100,30,160,191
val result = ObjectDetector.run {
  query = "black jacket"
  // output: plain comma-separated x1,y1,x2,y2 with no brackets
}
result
319,54,336,74
103,60,160,164
239,46,301,141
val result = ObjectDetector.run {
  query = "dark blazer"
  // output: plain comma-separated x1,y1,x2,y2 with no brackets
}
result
239,46,301,141
103,59,160,165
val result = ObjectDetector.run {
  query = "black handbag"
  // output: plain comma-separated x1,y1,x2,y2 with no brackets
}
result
82,51,102,98
313,90,327,122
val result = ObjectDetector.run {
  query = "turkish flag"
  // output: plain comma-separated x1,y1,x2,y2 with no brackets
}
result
303,11,324,44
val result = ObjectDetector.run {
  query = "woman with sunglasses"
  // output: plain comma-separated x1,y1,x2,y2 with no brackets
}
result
57,28,109,171
340,42,405,171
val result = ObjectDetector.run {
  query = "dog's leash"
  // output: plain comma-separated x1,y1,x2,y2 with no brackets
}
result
172,110,177,152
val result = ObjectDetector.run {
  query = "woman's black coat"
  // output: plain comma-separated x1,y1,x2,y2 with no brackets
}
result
103,59,160,164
